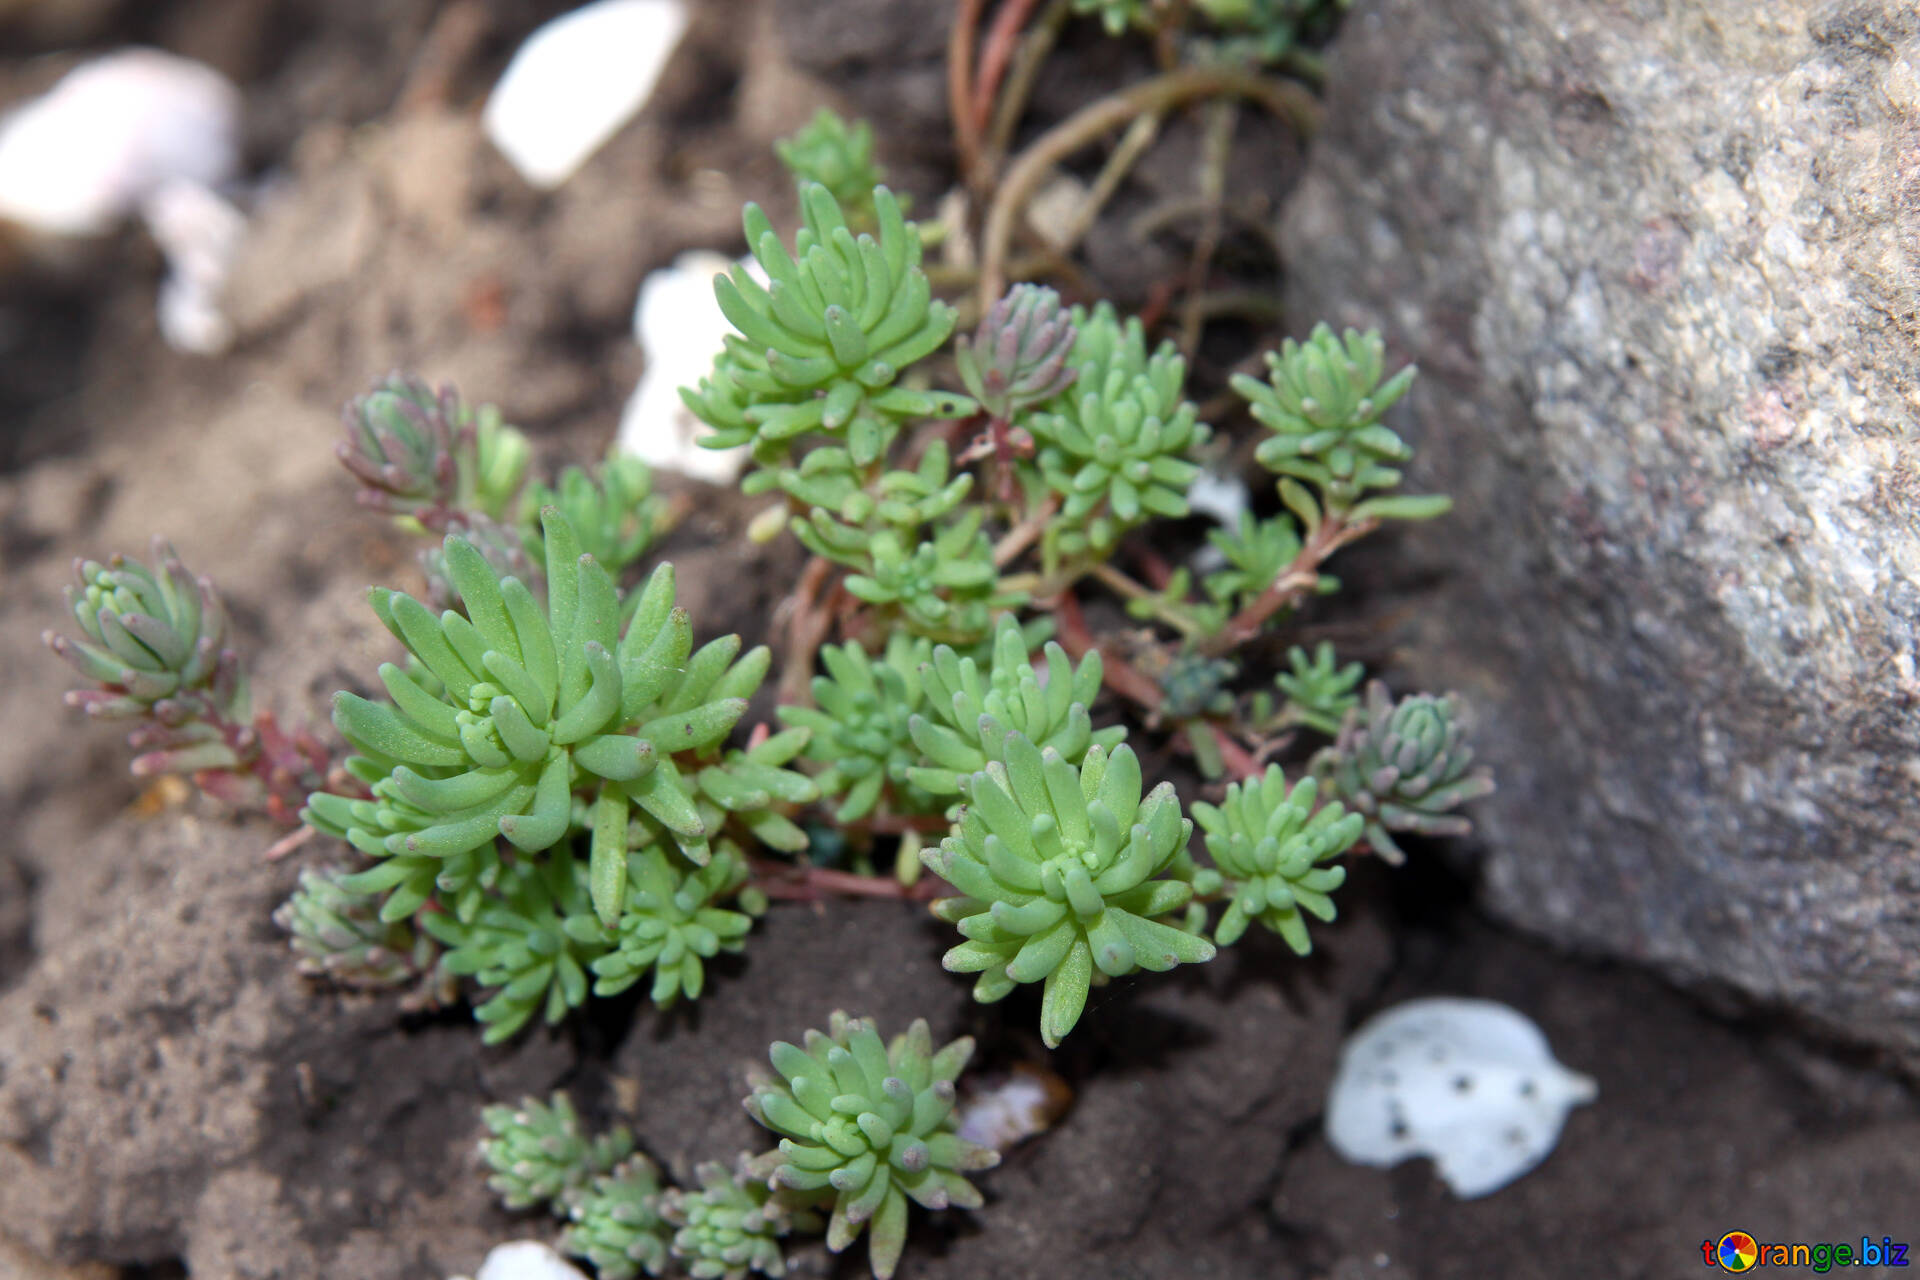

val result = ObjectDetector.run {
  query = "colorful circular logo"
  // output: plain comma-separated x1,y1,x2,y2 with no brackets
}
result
1717,1232,1759,1272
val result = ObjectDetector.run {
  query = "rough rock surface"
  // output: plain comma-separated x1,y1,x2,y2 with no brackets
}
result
1282,0,1920,1061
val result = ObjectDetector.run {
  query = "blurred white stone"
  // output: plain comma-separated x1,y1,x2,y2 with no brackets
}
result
1186,470,1249,526
616,250,758,484
1324,997,1597,1198
452,1240,589,1280
483,0,689,190
0,48,239,237
142,177,245,354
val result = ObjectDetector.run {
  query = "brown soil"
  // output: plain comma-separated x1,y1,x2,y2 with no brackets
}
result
1,2,1915,1279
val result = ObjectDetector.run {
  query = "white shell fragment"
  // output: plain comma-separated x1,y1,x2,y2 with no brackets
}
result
616,250,758,483
483,0,689,189
0,49,240,237
1325,997,1597,1198
452,1240,590,1280
142,177,245,354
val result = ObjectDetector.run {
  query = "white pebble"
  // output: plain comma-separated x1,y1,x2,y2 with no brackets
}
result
452,1239,589,1280
483,0,689,190
616,250,758,483
1324,997,1597,1198
0,48,239,237
142,177,246,354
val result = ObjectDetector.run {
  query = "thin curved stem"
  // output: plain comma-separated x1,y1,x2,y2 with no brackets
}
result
979,64,1319,304
950,0,988,187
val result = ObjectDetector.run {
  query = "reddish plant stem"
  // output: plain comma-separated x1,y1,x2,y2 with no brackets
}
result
778,555,836,705
949,0,988,188
971,0,1044,144
993,493,1059,569
748,858,949,903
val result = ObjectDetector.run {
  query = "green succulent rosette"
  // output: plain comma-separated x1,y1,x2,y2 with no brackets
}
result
778,634,939,822
663,1157,820,1280
774,109,887,219
561,1154,672,1280
1028,303,1208,557
955,284,1079,421
302,510,768,928
338,373,530,530
274,864,432,991
1268,641,1363,735
422,849,609,1042
922,736,1214,1047
523,452,665,579
1191,768,1360,952
746,1013,997,1279
1233,324,1448,519
579,841,764,1006
906,613,1124,795
479,1091,634,1212
683,183,970,466
1309,681,1494,863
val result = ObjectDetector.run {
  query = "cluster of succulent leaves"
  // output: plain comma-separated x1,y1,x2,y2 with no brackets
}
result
480,1013,982,1280
774,108,891,228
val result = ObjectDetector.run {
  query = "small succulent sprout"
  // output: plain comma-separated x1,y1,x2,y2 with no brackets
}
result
420,512,539,614
423,850,609,1042
302,510,767,928
1271,642,1363,735
1156,649,1238,721
745,1013,998,1279
273,864,431,990
907,613,1124,795
1201,511,1325,612
560,1154,672,1280
338,373,530,530
774,109,887,218
839,511,1014,646
1233,325,1445,517
663,1156,820,1280
778,635,939,822
580,842,761,1006
789,441,974,570
923,736,1214,1047
524,452,666,579
1310,681,1495,864
480,1091,635,1212
955,284,1079,421
1191,768,1361,952
50,538,243,718
688,183,971,466
695,726,820,855
1028,303,1209,556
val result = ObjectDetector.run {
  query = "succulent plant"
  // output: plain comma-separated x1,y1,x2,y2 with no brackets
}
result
1156,649,1238,721
1270,641,1363,735
47,539,247,738
907,613,1123,795
337,374,530,530
1191,768,1361,952
774,109,888,219
1202,512,1313,611
778,635,938,822
581,842,764,1005
663,1157,820,1280
1309,681,1495,863
683,184,970,466
302,511,768,928
422,849,609,1042
745,1013,998,1279
479,1091,634,1212
1232,325,1450,518
1029,303,1209,556
420,512,538,614
524,452,665,579
923,736,1213,1046
274,864,433,990
561,1155,672,1280
840,513,1011,646
955,285,1079,422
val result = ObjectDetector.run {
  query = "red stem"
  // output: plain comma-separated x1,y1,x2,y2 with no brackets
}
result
971,0,1043,145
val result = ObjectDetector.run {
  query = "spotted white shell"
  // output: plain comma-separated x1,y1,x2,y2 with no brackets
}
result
1324,997,1597,1198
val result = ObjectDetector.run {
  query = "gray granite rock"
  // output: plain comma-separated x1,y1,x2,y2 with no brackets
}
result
1281,0,1920,1061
